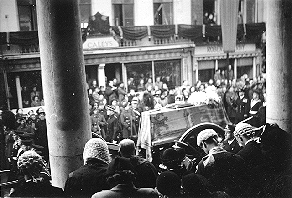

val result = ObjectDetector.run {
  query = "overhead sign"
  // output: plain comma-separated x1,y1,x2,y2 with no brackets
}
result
195,44,256,55
83,36,119,50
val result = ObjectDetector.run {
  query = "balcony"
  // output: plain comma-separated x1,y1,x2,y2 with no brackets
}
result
0,23,265,57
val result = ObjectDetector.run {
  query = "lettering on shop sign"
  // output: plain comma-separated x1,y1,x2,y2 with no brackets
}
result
207,44,245,53
83,36,119,50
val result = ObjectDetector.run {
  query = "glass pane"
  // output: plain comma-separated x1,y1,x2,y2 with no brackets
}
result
124,19,133,26
124,4,134,18
154,59,181,89
18,6,32,31
162,2,173,25
114,4,122,26
198,69,213,83
126,62,152,91
80,4,91,23
154,3,163,25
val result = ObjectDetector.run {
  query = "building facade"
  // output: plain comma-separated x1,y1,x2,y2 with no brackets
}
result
0,0,266,109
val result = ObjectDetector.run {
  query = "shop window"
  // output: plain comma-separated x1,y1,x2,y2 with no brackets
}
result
113,3,134,26
17,0,37,31
126,62,152,90
203,0,215,25
79,0,91,28
198,69,214,83
154,59,181,89
154,2,173,25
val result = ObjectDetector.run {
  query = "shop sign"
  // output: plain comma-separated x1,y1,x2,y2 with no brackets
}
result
195,44,256,55
83,36,119,50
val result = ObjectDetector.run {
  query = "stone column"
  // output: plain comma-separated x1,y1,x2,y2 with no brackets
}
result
98,64,106,88
36,0,91,188
15,76,22,109
266,0,292,132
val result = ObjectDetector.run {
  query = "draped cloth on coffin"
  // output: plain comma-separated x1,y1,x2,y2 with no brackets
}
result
137,102,230,161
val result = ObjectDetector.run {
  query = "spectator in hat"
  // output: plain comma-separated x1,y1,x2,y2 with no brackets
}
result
64,138,110,197
156,171,181,197
34,110,48,162
118,139,158,188
234,88,249,124
249,89,262,117
160,147,191,178
234,123,265,169
92,156,159,198
106,105,121,143
90,108,107,139
16,117,34,138
196,129,247,196
222,124,242,154
10,150,63,197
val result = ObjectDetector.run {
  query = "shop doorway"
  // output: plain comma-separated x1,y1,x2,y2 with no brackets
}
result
105,63,122,83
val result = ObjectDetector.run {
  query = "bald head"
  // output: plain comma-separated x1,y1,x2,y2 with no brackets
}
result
119,139,136,158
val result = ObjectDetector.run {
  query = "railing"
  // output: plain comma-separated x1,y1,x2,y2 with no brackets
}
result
0,23,265,56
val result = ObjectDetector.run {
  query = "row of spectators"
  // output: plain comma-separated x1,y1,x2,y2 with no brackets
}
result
4,120,292,197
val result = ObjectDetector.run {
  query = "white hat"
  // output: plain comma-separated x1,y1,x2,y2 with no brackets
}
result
83,138,110,164
197,129,218,146
234,123,255,136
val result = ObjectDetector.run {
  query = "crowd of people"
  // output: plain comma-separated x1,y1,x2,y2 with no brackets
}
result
1,69,291,197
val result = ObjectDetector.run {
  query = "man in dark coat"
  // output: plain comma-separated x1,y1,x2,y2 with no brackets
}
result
34,110,48,162
120,102,137,139
105,80,118,105
222,124,242,153
234,89,249,124
64,138,110,197
92,157,159,198
119,139,158,188
196,129,247,197
234,123,265,169
106,105,121,142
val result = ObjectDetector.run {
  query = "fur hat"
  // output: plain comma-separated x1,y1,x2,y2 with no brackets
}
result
17,150,44,174
234,123,255,136
197,129,218,146
83,138,110,164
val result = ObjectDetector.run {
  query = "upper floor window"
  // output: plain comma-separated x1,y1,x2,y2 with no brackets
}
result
154,1,173,25
113,0,134,26
17,0,37,31
203,0,216,25
79,0,91,28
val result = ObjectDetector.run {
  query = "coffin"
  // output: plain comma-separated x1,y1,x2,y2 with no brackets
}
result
137,102,230,161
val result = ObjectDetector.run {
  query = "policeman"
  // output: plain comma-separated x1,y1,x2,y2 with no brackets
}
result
222,124,242,153
234,88,249,124
90,108,107,139
131,97,141,133
120,102,137,139
106,105,121,143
